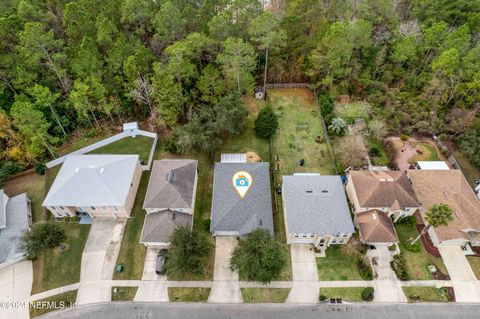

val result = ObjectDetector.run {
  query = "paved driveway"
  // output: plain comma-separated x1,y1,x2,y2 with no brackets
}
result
367,246,407,303
134,247,168,302
438,245,480,302
0,260,32,319
76,219,126,305
286,244,319,304
208,236,242,303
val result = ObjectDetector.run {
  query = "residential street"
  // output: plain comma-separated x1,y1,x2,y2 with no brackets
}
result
0,260,32,319
208,236,242,303
286,244,319,303
76,219,126,305
41,302,480,319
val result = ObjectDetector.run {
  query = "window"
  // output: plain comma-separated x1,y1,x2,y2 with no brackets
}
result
319,238,325,244
293,234,299,238
113,207,119,211
331,239,337,244
342,233,348,238
102,207,107,210
59,206,65,210
338,240,345,244
335,233,340,237
302,233,307,238
309,234,315,238
91,206,96,210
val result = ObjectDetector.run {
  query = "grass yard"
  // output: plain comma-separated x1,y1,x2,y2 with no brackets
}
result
396,223,448,280
408,142,440,163
4,172,46,223
30,290,78,318
467,257,480,280
168,288,211,302
112,173,148,280
317,246,363,281
453,150,480,187
32,224,91,293
402,287,451,302
319,287,367,302
334,101,371,120
241,288,290,303
111,286,138,301
269,88,336,183
365,137,391,167
88,135,154,163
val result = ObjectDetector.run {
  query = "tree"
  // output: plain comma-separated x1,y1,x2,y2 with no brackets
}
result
21,222,66,260
412,204,453,244
328,117,348,136
166,226,214,277
254,107,278,138
153,1,186,45
217,37,257,94
230,229,287,283
368,119,387,140
28,84,66,137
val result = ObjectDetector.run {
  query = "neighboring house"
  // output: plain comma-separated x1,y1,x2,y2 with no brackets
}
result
0,190,31,269
408,169,480,247
140,159,198,247
355,209,398,246
282,174,354,251
414,161,450,170
43,155,142,219
210,162,273,237
346,170,420,221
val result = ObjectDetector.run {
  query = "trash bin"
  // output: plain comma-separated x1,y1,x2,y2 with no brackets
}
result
115,264,124,273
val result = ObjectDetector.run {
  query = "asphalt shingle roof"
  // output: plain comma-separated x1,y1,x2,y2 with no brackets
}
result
143,160,197,209
43,155,139,207
356,209,398,243
283,175,354,235
140,210,192,243
211,162,273,236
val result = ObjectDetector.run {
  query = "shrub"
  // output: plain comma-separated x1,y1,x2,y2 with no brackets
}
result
34,163,46,175
396,215,416,225
403,240,420,252
0,161,21,186
388,244,397,252
391,253,410,280
202,218,211,232
318,93,333,124
401,133,409,141
164,138,178,153
361,287,375,301
21,222,67,260
369,146,381,157
83,128,98,138
357,258,374,280
254,107,279,138
319,294,327,301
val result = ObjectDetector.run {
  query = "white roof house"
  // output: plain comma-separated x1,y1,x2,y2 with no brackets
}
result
415,161,450,170
43,155,140,207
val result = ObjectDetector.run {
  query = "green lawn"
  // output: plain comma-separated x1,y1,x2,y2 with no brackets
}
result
30,290,78,318
112,173,148,280
402,287,451,302
317,246,363,281
111,286,138,301
396,223,448,280
467,257,480,280
88,135,154,163
453,150,480,186
409,143,440,163
168,288,211,302
32,224,90,293
241,288,290,303
269,88,336,184
320,287,367,302
334,101,371,120
365,137,391,167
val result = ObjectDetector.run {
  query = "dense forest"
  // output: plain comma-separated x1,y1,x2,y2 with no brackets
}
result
1,0,480,172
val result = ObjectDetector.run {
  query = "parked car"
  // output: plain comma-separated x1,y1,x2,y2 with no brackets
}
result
156,249,168,275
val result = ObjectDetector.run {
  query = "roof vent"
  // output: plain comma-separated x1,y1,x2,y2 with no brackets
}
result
379,178,386,181
306,190,313,194
443,191,449,197
100,168,104,174
372,214,377,220
321,190,329,193
75,167,80,173
387,178,394,181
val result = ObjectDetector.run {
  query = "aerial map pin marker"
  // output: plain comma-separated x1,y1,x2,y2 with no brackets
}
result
232,171,253,198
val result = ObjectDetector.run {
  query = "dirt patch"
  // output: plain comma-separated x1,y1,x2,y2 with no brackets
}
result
246,151,261,163
268,88,316,109
243,96,265,116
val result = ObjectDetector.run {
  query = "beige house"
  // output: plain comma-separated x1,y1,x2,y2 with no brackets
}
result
408,169,480,247
346,170,420,221
43,155,142,219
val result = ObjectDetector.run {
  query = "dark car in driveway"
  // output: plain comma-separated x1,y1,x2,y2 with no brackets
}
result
156,249,168,275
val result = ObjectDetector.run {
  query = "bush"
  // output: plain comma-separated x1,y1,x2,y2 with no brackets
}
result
388,244,397,252
230,229,287,283
361,287,375,301
391,253,410,280
202,218,211,232
164,138,178,153
21,222,67,260
396,215,416,225
254,107,279,138
403,240,420,252
369,146,381,157
401,133,409,141
357,258,374,280
35,163,46,175
319,294,327,301
83,128,98,138
0,161,21,186
318,93,333,124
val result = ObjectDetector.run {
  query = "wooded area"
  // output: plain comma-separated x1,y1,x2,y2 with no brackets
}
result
1,0,480,172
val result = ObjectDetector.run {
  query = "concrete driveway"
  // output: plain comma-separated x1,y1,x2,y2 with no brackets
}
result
76,219,126,305
208,236,242,303
286,244,319,304
438,245,480,302
367,246,407,303
0,260,32,319
134,247,168,302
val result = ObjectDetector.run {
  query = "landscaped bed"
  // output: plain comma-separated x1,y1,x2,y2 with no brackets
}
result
111,286,138,301
402,286,452,302
241,288,290,303
30,290,78,318
168,288,211,302
408,142,440,163
396,223,449,280
88,135,154,163
319,287,368,302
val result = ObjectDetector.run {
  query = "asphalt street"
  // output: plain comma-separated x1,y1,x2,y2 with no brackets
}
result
38,302,480,319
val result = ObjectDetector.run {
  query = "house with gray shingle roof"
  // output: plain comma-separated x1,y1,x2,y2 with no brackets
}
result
282,174,354,251
0,190,31,269
140,159,198,247
210,162,273,237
